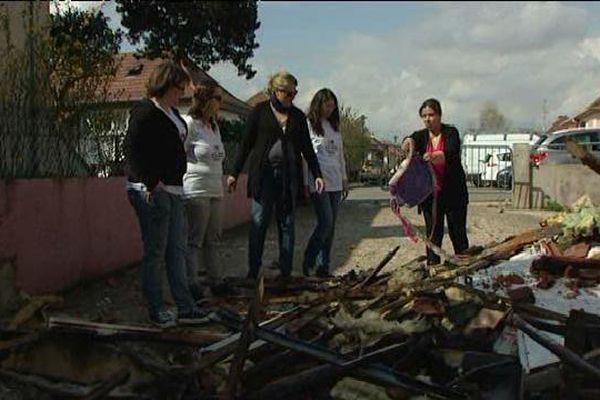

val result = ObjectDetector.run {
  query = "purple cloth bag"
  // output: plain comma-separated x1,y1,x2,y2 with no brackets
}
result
388,154,434,208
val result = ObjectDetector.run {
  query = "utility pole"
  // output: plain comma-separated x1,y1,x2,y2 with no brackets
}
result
542,98,548,133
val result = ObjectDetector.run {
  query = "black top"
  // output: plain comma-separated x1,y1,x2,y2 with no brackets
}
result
233,101,323,199
124,98,187,192
409,124,469,209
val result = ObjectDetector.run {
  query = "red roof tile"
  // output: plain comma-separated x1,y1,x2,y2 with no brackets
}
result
105,52,251,118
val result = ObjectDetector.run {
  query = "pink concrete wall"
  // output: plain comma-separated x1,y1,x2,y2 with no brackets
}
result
0,175,250,294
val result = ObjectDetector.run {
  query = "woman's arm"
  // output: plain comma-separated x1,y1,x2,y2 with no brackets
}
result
443,126,462,164
232,106,260,178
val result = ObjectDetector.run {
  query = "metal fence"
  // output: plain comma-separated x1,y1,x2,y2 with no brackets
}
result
461,145,513,190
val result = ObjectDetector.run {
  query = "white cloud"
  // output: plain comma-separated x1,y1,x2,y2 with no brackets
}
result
66,1,600,140
309,1,600,139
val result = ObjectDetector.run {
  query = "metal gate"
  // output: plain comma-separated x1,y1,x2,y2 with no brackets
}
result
461,145,513,190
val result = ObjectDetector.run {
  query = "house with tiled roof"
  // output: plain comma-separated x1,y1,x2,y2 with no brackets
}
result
547,115,581,134
546,95,600,134
105,52,252,120
574,95,600,129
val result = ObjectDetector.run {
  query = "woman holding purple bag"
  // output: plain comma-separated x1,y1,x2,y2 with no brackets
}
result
401,98,469,265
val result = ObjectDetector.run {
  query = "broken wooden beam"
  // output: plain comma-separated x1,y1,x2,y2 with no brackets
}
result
353,246,401,289
224,273,264,399
508,313,600,380
530,255,600,275
213,310,467,399
47,317,227,346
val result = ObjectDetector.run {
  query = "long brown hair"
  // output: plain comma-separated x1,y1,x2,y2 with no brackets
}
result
188,81,220,130
307,88,339,136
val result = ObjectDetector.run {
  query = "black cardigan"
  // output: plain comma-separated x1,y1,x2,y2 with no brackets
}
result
233,101,323,198
124,99,187,192
409,124,469,209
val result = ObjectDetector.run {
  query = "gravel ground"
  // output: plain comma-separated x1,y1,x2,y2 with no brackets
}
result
40,187,557,324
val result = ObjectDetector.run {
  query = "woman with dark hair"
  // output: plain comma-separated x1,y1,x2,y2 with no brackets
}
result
124,60,208,328
302,88,348,277
401,98,469,265
183,82,226,299
227,70,325,280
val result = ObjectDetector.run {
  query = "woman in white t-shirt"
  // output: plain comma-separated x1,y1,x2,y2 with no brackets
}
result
303,89,348,277
183,82,226,298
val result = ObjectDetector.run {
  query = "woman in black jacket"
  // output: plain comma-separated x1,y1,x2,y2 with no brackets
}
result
402,98,469,265
124,60,206,327
227,71,325,280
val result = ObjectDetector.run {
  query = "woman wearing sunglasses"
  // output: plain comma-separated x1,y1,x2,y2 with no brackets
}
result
228,70,325,280
183,82,227,299
302,88,348,278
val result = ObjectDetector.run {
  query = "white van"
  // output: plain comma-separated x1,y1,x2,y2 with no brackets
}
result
462,132,540,187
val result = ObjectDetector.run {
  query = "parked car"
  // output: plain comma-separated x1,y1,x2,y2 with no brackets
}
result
481,150,512,186
530,128,600,166
496,167,512,189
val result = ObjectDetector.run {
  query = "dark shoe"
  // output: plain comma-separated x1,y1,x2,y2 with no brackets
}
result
178,308,210,325
315,268,333,278
148,310,177,329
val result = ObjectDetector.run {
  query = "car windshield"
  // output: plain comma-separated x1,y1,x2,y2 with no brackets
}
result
534,135,548,147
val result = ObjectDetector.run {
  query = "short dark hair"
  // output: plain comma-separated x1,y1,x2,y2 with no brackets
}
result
419,98,442,117
146,60,190,98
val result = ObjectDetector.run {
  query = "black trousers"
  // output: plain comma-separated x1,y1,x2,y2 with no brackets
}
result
421,195,469,265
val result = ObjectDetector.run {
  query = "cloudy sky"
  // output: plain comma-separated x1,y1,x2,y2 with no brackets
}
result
66,1,600,141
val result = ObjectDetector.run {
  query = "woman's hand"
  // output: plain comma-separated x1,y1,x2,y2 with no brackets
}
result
401,138,415,153
342,179,349,200
315,177,326,194
226,175,237,193
425,151,445,162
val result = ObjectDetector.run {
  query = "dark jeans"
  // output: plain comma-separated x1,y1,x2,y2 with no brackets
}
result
128,190,197,316
421,195,469,265
303,191,342,273
248,166,297,278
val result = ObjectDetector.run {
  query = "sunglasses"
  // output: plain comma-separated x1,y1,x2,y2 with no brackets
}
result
277,88,298,98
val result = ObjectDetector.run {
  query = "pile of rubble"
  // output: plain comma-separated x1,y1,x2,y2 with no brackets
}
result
2,196,600,399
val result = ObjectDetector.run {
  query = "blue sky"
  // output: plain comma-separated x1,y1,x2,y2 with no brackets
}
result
65,1,600,141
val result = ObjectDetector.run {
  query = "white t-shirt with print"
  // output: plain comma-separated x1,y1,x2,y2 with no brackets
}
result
182,116,226,198
304,118,347,193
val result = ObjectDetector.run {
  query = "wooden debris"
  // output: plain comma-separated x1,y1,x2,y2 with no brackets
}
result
531,255,600,275
47,317,227,346
82,368,130,400
8,296,63,330
224,273,264,399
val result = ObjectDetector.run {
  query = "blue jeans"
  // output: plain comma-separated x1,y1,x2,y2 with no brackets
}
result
303,191,342,273
127,190,196,316
248,167,297,278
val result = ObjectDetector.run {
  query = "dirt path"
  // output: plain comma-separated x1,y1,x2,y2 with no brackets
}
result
220,197,555,279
